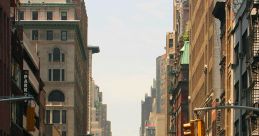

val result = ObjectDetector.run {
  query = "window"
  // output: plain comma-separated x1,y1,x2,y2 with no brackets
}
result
242,31,248,55
50,48,65,62
45,110,67,124
61,69,65,81
62,53,65,62
235,82,239,104
48,69,52,81
47,30,53,40
47,11,53,20
48,90,65,102
61,11,67,20
61,31,67,41
62,131,67,136
48,53,52,62
62,110,66,124
48,69,65,81
52,110,60,123
11,60,21,88
169,39,173,48
234,44,239,65
53,69,60,81
32,11,38,20
53,48,60,61
18,11,24,20
46,110,50,124
11,103,23,125
32,30,38,40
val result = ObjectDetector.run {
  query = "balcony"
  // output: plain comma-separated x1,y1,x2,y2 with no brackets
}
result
249,13,259,64
247,81,259,108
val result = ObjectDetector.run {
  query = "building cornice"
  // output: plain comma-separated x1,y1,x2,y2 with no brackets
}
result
19,20,87,60
20,3,76,7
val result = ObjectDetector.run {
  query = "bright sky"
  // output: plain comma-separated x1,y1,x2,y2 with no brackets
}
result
87,0,172,136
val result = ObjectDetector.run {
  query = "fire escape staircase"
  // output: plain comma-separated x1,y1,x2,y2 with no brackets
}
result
248,2,259,135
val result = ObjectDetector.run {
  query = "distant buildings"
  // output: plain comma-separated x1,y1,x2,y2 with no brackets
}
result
140,77,167,136
89,84,112,136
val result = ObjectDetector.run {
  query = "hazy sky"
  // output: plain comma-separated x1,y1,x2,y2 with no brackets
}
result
87,0,172,136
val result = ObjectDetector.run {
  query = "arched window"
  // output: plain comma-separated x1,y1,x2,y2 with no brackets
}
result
53,48,60,61
48,90,65,102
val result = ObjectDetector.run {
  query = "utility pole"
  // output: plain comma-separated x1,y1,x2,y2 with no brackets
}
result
193,105,259,112
193,104,259,135
0,96,34,102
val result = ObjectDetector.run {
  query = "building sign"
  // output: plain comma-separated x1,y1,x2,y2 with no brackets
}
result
23,70,29,96
216,109,221,133
216,107,221,134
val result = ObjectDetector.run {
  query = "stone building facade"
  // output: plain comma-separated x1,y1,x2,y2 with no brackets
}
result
189,0,221,135
19,0,89,135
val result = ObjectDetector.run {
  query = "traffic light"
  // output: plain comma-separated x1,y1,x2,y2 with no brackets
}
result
183,121,194,136
197,119,205,136
26,106,35,131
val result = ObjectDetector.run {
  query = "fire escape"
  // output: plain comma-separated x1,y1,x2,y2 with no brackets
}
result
248,1,259,135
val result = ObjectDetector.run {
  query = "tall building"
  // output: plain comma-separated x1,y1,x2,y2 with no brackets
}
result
140,76,167,136
0,1,12,135
1,0,45,135
189,0,221,135
19,0,89,135
212,1,234,135
22,32,45,136
105,121,112,136
165,32,175,136
87,46,100,133
140,94,153,136
167,0,190,135
230,1,259,135
89,84,112,136
214,1,259,135
90,85,102,136
157,54,167,136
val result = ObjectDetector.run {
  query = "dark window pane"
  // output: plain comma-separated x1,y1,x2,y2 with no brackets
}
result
61,69,65,81
53,48,60,61
62,53,65,62
47,11,53,20
62,131,66,136
61,31,67,41
61,12,67,20
32,30,38,40
62,110,66,124
52,110,60,123
48,53,52,62
169,39,173,48
48,90,65,102
47,30,53,40
32,11,38,20
53,69,60,81
46,110,50,124
18,11,24,20
48,69,52,81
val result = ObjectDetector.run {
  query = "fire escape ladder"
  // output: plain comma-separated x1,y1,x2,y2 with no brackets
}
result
248,5,259,135
251,14,259,106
